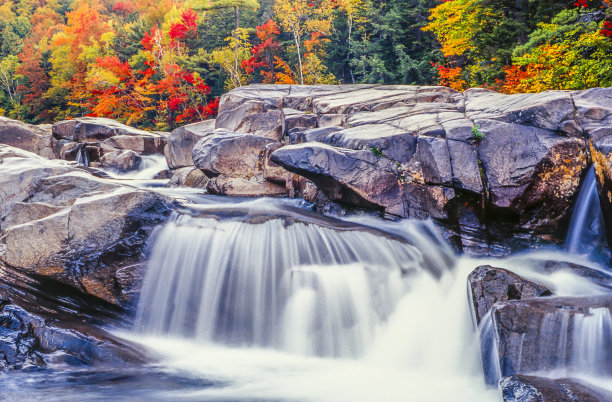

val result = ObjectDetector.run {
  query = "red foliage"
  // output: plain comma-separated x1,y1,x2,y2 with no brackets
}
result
112,1,137,15
602,20,612,37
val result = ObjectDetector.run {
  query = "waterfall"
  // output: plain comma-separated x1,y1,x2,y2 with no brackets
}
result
566,167,606,255
102,154,168,181
136,208,453,358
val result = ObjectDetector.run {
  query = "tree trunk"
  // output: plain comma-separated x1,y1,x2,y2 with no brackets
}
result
234,6,240,31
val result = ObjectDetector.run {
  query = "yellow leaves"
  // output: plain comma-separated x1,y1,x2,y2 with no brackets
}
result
423,0,499,58
210,28,253,89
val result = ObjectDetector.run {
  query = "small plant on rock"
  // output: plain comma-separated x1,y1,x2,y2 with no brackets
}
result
472,124,485,141
370,146,384,157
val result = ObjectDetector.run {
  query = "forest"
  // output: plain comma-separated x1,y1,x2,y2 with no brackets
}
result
0,0,610,130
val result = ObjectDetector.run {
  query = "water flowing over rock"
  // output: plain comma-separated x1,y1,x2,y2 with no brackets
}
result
490,295,612,377
136,204,455,358
469,265,552,325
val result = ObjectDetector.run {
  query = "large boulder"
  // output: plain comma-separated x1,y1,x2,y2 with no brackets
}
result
164,119,216,169
468,265,552,325
52,117,160,143
101,134,167,155
0,145,173,306
0,116,55,158
215,100,285,141
100,149,142,172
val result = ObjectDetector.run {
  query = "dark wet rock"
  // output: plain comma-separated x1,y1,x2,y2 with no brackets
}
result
52,117,160,143
0,145,174,307
0,301,145,370
491,295,612,376
100,150,142,172
541,260,612,290
500,375,612,402
0,116,55,158
164,119,216,169
468,265,552,325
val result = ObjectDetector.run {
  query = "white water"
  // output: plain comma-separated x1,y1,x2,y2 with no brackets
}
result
102,154,168,180
566,167,606,255
132,205,500,401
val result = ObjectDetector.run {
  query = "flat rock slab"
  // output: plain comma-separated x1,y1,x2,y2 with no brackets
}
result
500,375,612,402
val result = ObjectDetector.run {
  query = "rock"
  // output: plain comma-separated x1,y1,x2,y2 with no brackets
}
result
500,375,612,402
468,265,552,325
101,134,167,155
271,142,406,216
0,116,55,158
206,176,287,197
477,119,587,234
100,150,142,172
284,108,318,133
167,166,209,189
164,119,216,169
215,100,285,141
288,126,342,144
193,130,278,178
0,302,145,369
572,87,612,142
263,143,289,184
0,145,173,306
464,89,582,136
491,295,612,376
52,117,161,143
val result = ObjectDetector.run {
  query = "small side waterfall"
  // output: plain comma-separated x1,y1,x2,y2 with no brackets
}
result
136,210,453,358
566,167,606,255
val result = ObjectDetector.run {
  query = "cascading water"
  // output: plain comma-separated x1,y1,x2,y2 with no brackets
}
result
136,209,451,358
129,200,499,401
566,167,607,255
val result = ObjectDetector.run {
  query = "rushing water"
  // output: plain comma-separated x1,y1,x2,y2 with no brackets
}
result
2,163,612,400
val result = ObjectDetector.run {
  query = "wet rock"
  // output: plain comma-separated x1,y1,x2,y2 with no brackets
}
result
0,116,56,158
52,117,160,143
100,150,142,172
0,145,174,306
468,265,552,325
500,375,612,402
491,295,612,376
0,302,145,369
164,119,216,169
206,176,287,197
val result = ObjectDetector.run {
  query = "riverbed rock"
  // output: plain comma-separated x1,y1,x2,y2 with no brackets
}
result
491,295,612,376
101,134,167,156
0,302,146,369
164,119,216,169
468,265,552,325
100,150,142,172
500,375,612,402
168,166,209,189
0,145,174,306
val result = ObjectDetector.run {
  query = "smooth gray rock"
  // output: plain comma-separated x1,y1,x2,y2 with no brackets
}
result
164,119,216,169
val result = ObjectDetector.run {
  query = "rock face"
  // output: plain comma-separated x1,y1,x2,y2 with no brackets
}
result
468,265,552,325
500,375,612,402
0,146,174,307
202,84,612,253
100,149,142,172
